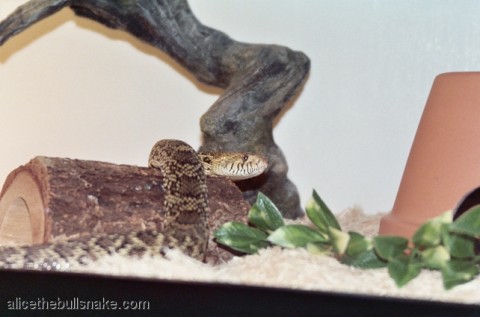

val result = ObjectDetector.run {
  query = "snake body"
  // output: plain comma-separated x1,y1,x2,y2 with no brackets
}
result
0,140,268,270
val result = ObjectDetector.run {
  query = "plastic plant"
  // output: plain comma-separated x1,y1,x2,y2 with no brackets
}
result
214,190,480,290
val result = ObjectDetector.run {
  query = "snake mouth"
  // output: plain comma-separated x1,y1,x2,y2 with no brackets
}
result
224,170,265,181
219,155,269,180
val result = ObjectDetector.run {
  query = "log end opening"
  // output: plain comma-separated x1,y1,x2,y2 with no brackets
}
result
0,171,46,246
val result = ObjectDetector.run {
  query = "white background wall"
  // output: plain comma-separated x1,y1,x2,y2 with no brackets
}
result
1,0,480,214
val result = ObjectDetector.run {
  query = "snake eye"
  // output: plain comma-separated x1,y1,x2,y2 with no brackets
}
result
243,155,249,162
202,157,212,164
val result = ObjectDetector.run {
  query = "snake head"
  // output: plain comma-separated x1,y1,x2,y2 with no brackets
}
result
198,153,268,180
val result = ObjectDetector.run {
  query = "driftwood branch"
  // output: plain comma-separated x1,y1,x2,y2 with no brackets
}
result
0,157,249,263
0,0,310,218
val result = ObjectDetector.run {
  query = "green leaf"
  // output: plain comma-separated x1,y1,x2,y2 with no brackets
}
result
387,256,423,288
441,259,479,290
420,246,450,270
329,227,350,255
214,222,269,254
341,249,388,269
450,205,480,237
438,210,454,223
306,242,333,255
442,229,476,259
248,192,285,233
373,236,409,261
345,232,373,258
268,224,328,248
412,211,452,247
305,190,341,234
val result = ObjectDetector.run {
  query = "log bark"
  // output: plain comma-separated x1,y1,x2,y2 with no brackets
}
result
0,0,310,218
0,157,250,264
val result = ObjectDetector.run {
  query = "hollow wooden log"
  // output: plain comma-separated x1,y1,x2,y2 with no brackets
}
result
0,157,249,264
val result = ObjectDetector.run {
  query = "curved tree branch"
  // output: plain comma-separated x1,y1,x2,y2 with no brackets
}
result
0,0,310,218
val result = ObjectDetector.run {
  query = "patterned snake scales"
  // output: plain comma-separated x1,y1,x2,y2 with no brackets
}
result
0,140,268,270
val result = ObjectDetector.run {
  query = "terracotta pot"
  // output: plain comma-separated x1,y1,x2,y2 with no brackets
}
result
379,72,480,238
